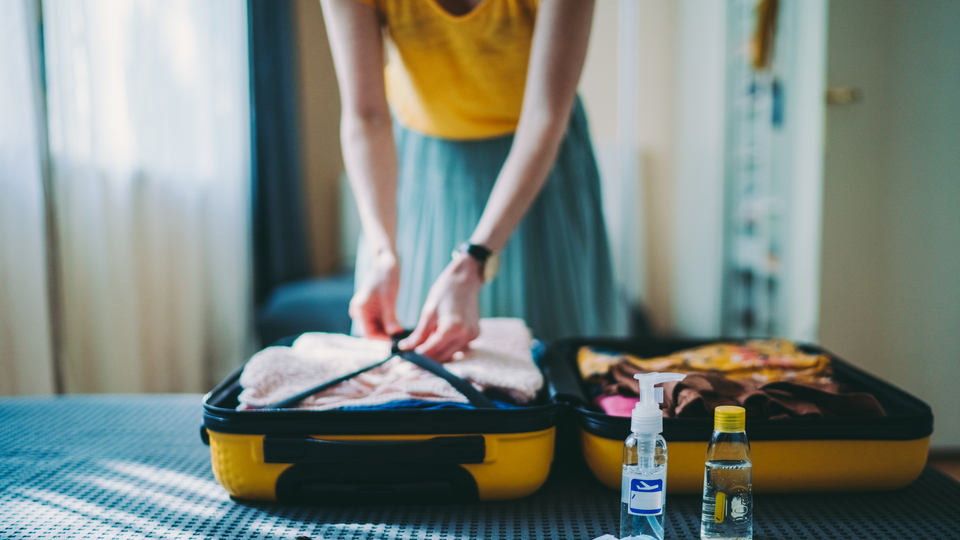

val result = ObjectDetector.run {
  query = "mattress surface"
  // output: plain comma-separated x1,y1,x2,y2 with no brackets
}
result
1,395,957,539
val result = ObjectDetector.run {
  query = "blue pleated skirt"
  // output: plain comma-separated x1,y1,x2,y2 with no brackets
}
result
354,99,623,341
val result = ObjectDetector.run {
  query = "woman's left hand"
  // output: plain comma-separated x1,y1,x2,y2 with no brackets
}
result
398,254,484,362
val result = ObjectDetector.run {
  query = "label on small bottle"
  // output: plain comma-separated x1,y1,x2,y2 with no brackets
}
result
623,475,663,516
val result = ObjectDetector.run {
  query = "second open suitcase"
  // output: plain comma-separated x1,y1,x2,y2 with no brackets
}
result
540,337,934,494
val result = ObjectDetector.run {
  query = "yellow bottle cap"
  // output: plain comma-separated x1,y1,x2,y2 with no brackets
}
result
714,406,746,433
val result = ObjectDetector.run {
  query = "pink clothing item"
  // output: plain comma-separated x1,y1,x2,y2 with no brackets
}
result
594,394,640,418
237,318,543,410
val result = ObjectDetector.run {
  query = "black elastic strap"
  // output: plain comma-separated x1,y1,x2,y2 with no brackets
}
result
397,350,497,409
263,356,393,409
264,332,496,409
458,243,492,264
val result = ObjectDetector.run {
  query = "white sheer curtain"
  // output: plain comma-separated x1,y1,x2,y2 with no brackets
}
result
0,0,56,395
41,0,252,392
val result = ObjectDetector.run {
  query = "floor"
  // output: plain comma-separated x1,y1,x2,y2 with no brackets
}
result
929,453,960,482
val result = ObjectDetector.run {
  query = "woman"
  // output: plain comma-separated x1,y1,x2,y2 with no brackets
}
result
321,0,620,361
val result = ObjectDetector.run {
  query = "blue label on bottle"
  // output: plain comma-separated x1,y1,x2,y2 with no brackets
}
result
628,478,663,515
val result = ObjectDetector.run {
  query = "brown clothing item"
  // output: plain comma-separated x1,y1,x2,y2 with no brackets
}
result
605,362,885,419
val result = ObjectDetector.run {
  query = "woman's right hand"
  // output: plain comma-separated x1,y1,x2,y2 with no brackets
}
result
349,249,404,341
322,0,401,342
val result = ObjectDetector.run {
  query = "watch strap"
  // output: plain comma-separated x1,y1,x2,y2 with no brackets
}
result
460,243,492,264
455,243,499,282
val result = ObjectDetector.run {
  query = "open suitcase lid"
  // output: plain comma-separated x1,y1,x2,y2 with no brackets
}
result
540,337,934,443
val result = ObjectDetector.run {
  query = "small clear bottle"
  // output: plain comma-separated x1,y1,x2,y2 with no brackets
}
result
620,372,686,540
700,406,753,540
621,431,667,540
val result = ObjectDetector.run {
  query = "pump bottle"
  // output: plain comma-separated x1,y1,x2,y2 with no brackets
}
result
700,405,752,540
620,372,686,540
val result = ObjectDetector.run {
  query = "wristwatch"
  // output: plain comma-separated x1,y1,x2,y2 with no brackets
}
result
454,243,500,282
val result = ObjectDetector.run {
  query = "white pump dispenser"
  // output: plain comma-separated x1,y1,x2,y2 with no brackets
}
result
620,372,686,540
632,372,687,435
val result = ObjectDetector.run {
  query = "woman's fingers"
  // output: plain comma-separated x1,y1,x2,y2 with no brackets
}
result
381,307,404,336
400,254,483,357
350,248,402,340
352,301,385,339
374,289,404,338
349,288,400,340
398,312,436,351
414,320,479,363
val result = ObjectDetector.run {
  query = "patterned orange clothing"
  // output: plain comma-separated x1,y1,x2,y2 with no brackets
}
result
578,339,833,385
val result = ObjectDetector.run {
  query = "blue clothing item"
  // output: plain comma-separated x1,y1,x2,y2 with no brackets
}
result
531,339,547,366
338,399,518,411
354,98,623,341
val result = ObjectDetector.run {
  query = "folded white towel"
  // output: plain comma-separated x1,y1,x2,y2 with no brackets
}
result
237,318,543,410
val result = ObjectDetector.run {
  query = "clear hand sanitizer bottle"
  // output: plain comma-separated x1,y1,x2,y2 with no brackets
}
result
620,372,686,540
700,406,753,540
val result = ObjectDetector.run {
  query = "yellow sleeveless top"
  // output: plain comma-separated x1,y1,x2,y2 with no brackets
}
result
357,0,539,140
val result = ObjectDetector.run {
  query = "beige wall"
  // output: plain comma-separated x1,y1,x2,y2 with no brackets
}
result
637,0,678,335
579,0,681,335
579,2,619,145
293,0,343,275
820,0,960,448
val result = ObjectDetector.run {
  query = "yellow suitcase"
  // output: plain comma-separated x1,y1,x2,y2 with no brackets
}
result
540,337,933,494
202,339,560,503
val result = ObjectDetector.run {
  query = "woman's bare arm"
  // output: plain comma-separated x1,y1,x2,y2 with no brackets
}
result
321,0,403,339
470,0,596,251
400,0,596,359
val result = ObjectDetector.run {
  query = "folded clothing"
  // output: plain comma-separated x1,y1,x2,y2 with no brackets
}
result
579,339,833,385
237,318,543,410
593,394,638,418
597,355,885,420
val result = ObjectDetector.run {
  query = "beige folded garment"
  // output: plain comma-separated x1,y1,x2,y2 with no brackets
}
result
237,318,543,410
